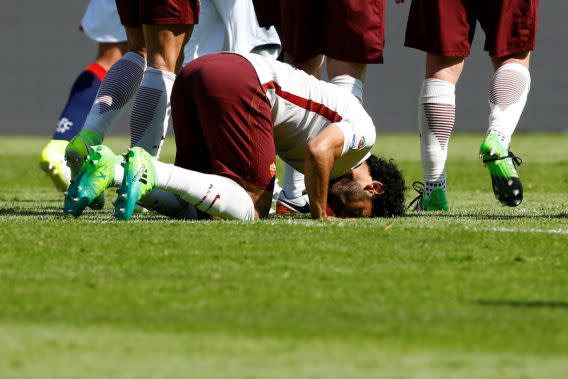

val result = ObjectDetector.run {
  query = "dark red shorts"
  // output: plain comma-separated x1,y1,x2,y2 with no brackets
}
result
252,0,281,29
171,53,276,191
254,0,385,64
405,0,539,58
116,0,199,28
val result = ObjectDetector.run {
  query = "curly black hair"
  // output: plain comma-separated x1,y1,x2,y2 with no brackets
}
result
366,154,406,217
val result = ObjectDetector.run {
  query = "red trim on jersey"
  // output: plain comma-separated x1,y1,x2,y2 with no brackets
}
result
262,81,343,123
85,63,108,81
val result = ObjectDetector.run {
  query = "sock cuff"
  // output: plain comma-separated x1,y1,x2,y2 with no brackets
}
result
330,75,364,103
495,63,531,77
123,51,147,70
84,63,107,81
420,79,456,106
145,67,177,82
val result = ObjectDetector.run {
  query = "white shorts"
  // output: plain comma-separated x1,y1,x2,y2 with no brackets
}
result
80,0,127,43
183,0,281,64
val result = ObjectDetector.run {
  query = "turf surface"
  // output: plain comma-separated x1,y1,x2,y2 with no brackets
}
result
1,134,567,378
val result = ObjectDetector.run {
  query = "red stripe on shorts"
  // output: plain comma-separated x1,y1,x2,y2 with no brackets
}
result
85,63,108,81
262,81,343,123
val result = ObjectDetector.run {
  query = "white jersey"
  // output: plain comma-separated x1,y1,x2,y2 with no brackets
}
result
241,53,376,179
80,0,127,43
183,0,281,64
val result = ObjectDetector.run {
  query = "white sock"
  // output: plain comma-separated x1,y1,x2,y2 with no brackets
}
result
281,162,305,199
487,63,531,147
139,189,199,220
154,161,256,221
83,52,147,138
130,68,176,158
111,160,198,219
113,160,124,186
330,74,364,104
419,78,456,195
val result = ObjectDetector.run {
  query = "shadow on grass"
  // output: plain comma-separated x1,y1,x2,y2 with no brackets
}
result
473,299,568,309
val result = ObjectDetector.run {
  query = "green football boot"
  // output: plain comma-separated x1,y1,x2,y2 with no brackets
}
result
408,182,449,211
114,147,157,221
65,130,105,209
479,131,523,207
64,145,119,217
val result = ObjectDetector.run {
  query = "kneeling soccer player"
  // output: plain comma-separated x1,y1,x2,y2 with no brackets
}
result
64,53,406,220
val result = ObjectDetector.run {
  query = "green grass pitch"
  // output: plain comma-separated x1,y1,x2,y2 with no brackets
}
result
1,134,568,378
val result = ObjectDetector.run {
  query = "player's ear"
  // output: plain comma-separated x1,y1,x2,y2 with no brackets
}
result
364,181,384,196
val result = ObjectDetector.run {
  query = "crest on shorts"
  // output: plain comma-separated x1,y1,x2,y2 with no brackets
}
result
269,163,277,176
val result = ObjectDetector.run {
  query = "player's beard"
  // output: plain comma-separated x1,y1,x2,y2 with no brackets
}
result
328,177,370,218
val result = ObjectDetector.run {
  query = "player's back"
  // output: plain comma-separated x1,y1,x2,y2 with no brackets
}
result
241,53,376,177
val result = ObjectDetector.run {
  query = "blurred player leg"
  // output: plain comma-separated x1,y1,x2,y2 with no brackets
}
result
40,0,128,192
39,55,109,192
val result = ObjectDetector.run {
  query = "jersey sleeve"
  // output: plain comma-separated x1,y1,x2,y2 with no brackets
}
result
334,119,376,156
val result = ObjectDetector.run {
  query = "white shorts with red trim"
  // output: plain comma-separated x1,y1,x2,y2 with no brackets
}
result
80,0,127,43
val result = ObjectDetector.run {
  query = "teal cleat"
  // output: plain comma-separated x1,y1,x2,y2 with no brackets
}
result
63,145,119,217
65,130,105,209
479,131,523,207
114,147,157,221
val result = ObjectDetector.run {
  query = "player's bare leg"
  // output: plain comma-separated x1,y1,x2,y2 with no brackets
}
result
480,52,532,206
129,24,193,157
95,42,128,70
327,59,366,103
414,55,464,211
287,54,325,79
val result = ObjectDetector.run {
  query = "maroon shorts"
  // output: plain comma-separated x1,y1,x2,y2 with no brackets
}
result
252,0,281,29
255,0,385,64
171,53,276,191
115,0,199,28
405,0,539,58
